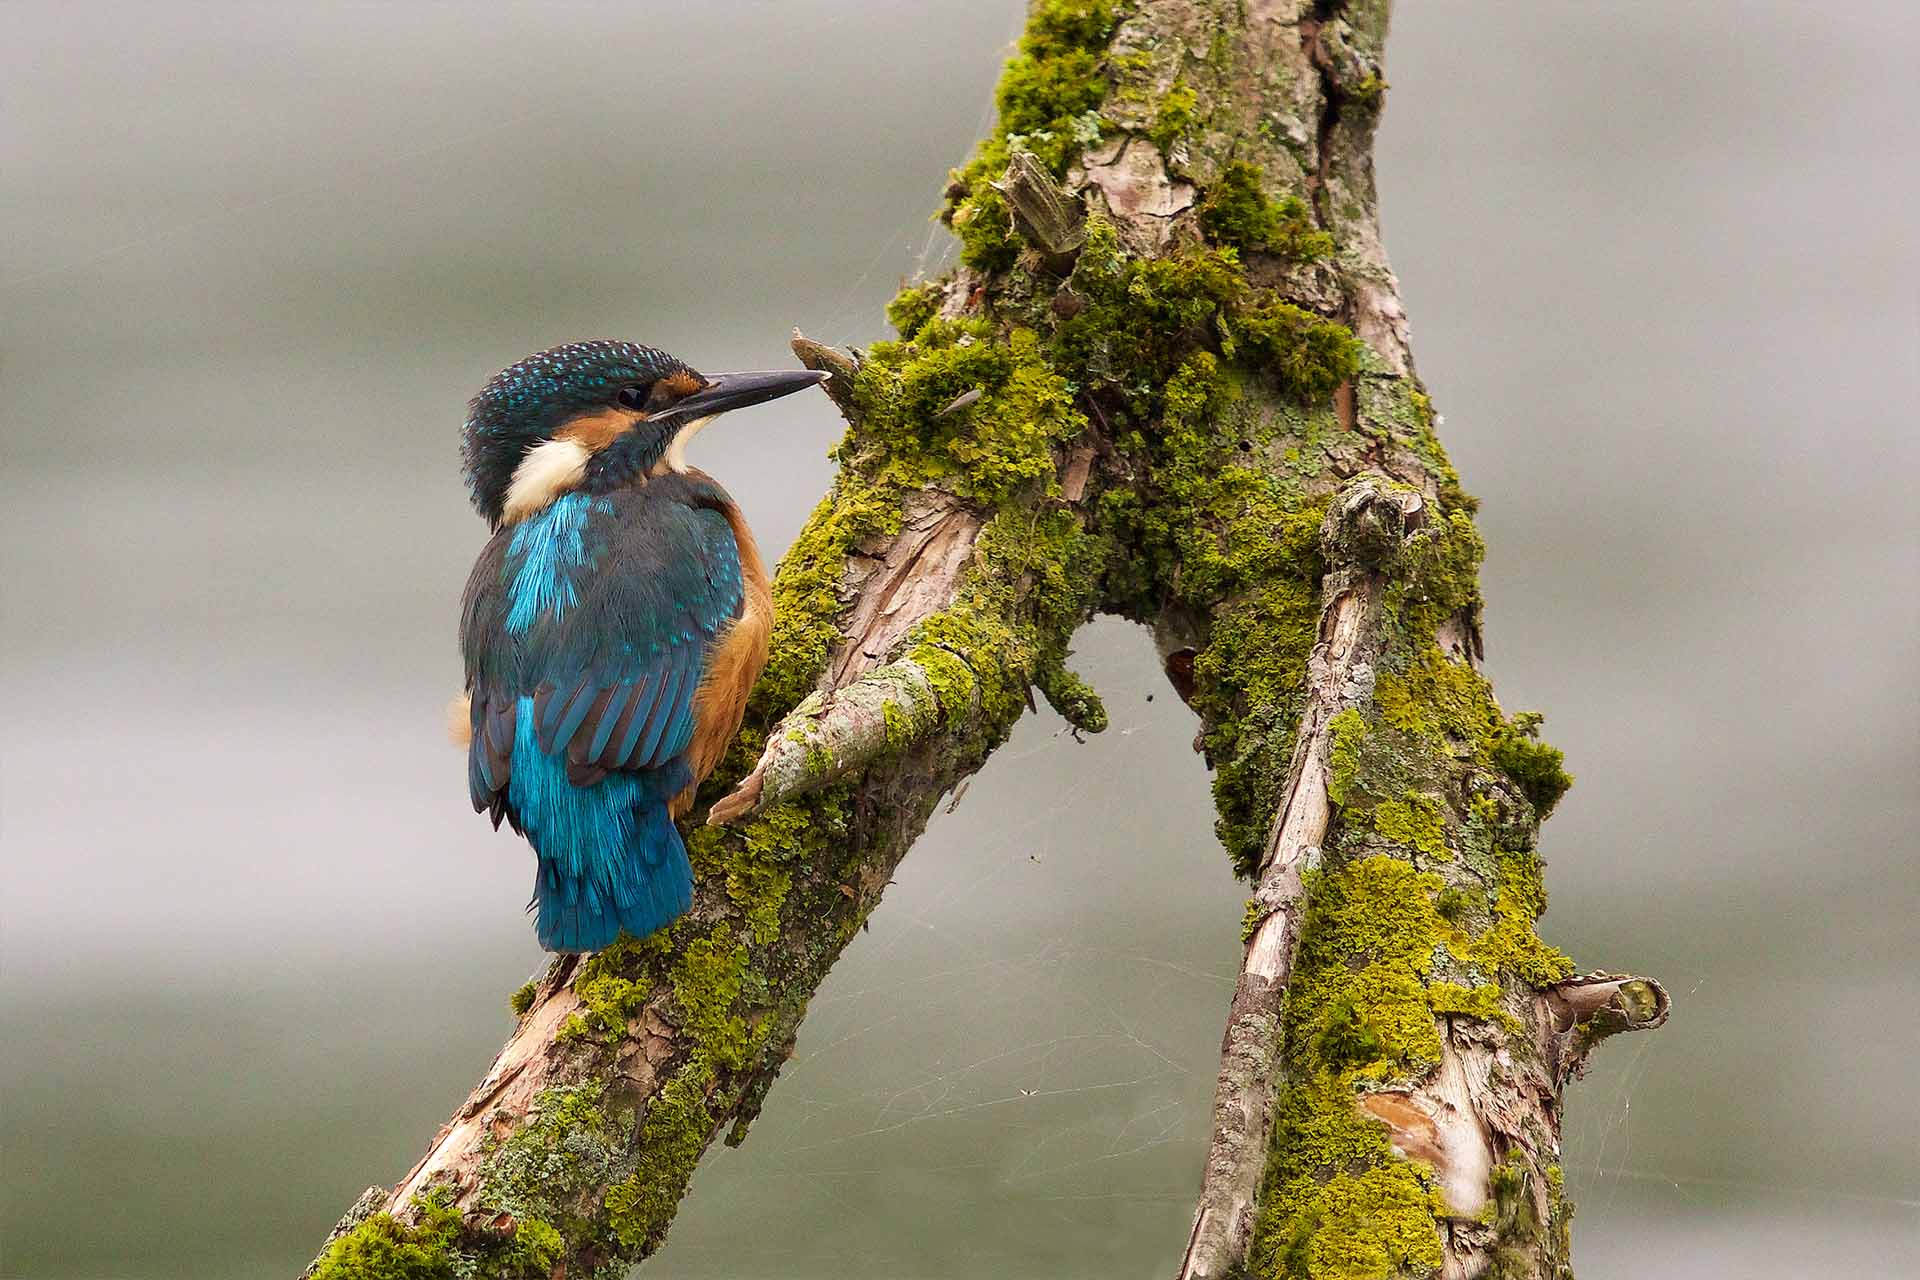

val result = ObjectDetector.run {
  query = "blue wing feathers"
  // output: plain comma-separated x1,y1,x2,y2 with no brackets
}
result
636,645,691,767
548,679,600,757
458,481,743,951
609,674,661,770
586,681,638,762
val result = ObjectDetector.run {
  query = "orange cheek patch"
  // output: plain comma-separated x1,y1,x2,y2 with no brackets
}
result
659,370,706,400
556,408,638,451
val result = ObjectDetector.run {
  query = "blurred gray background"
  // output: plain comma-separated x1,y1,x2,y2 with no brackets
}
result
3,2,1915,1276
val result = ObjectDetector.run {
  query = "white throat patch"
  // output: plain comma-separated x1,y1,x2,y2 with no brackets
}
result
501,437,590,524
660,414,718,476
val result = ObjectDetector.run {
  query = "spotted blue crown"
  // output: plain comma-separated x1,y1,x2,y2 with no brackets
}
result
461,340,696,525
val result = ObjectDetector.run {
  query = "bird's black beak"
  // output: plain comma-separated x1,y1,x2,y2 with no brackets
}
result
656,368,828,422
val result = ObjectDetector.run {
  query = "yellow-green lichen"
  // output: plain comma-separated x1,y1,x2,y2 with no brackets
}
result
1248,822,1573,1275
1346,75,1388,112
684,809,795,946
1246,853,1481,1277
669,925,756,1072
1242,896,1268,942
1252,1076,1447,1280
508,980,537,1018
1428,980,1517,1029
557,935,660,1045
1289,857,1451,1078
603,1068,715,1253
1468,848,1574,987
1370,791,1449,862
1325,708,1368,806
1373,644,1502,757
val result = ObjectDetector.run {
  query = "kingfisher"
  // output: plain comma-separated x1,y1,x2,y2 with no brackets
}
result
453,340,824,953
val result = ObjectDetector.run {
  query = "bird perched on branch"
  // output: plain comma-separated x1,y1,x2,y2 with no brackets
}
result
453,341,824,952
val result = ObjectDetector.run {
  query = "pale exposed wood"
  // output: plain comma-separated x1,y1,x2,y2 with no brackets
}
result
1179,479,1417,1280
828,496,982,688
994,151,1088,267
388,977,587,1211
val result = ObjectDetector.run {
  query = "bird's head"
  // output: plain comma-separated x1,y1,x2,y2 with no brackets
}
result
461,339,825,527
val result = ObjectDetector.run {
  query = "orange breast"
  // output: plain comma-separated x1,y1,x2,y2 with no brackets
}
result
675,498,772,817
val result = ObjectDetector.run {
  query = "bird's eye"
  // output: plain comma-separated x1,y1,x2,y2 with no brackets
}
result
616,384,650,410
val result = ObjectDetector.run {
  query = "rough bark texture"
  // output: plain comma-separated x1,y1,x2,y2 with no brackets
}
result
307,4,1664,1278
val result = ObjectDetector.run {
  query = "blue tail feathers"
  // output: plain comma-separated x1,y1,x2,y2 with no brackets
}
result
506,696,694,952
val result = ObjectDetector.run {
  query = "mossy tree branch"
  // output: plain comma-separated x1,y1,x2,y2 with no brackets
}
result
307,4,1664,1278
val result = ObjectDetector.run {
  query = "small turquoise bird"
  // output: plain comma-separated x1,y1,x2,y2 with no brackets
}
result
454,341,823,952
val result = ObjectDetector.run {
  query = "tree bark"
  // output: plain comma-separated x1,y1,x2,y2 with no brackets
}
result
306,4,1664,1278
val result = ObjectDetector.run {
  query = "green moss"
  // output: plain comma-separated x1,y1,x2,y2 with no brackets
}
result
1370,791,1449,861
310,1194,460,1280
1053,244,1246,402
1036,660,1109,733
885,281,943,339
1199,161,1334,260
311,1087,630,1278
494,1218,563,1276
1197,578,1323,872
1346,75,1388,111
751,483,891,723
1103,352,1329,874
309,1187,572,1280
1242,896,1268,941
1224,300,1365,405
877,497,1107,758
954,185,1020,272
989,0,1119,172
1148,78,1198,153
997,46,1107,168
508,980,537,1018
603,1067,714,1253
1491,714,1573,819
844,321,1088,505
1484,1152,1556,1279
1072,208,1124,280
942,0,1121,255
